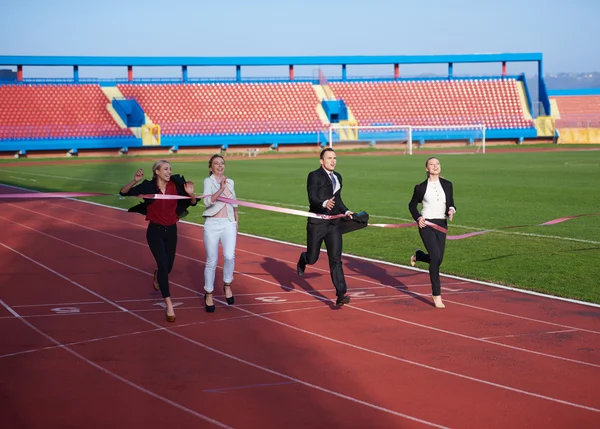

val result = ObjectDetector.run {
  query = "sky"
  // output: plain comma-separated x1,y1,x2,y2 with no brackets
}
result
1,0,599,79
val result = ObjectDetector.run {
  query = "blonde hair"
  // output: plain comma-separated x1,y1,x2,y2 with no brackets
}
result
152,160,170,179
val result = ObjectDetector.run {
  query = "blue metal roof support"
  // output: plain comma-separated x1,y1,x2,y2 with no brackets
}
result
182,65,188,83
537,61,551,116
0,53,543,67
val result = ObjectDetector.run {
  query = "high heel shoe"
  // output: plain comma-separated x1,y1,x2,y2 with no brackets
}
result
205,293,215,313
165,310,176,322
432,295,446,309
223,283,234,305
153,270,159,291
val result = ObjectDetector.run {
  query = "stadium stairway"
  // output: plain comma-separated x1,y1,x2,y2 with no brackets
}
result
312,84,358,140
516,80,554,139
100,87,157,144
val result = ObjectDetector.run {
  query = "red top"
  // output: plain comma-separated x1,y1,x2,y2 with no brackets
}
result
146,180,179,226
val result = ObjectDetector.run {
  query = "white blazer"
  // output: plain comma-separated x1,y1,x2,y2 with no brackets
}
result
202,175,238,222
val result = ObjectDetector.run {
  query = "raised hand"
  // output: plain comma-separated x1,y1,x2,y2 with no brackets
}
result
220,176,228,191
134,168,144,182
184,181,195,196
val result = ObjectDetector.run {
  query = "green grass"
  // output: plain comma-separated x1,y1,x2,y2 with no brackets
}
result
1,149,599,303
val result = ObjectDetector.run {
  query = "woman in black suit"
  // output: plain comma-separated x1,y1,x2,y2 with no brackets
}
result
408,157,456,309
120,160,197,322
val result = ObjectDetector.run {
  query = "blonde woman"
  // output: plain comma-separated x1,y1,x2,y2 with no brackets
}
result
408,157,456,309
120,160,197,322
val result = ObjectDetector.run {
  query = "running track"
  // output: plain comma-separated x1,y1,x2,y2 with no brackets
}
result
1,184,599,429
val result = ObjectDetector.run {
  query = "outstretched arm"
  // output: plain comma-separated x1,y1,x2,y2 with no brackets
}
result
120,169,144,196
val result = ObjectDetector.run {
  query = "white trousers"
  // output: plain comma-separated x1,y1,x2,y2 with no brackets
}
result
203,217,237,293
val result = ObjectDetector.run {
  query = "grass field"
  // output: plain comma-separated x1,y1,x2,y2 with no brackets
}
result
1,148,599,303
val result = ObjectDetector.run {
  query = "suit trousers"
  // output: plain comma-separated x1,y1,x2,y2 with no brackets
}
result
416,218,447,296
301,220,347,297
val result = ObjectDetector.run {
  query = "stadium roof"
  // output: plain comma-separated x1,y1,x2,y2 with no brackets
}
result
0,53,542,67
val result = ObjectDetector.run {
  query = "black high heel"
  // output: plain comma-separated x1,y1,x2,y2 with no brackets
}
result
205,293,215,313
224,283,234,305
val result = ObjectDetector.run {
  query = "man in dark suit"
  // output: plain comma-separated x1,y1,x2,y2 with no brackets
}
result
297,148,354,306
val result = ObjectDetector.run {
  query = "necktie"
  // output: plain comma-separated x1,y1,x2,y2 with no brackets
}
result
330,173,336,189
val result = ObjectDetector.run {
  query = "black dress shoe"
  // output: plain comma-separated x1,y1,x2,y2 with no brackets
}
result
297,253,306,277
297,262,305,277
336,295,351,306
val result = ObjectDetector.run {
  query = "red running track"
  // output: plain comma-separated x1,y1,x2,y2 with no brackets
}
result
1,185,600,429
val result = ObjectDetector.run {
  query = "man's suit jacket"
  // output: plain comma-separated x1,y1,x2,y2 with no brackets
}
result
408,177,455,221
307,167,348,224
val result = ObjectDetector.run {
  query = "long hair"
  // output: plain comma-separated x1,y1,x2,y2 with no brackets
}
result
208,154,225,177
152,160,170,179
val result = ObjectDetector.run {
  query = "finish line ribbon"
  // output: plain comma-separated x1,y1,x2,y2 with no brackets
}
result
0,191,346,221
370,212,600,240
369,221,449,235
0,192,108,199
443,212,600,240
1,191,597,239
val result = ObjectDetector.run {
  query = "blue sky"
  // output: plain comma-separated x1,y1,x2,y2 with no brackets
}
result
1,0,598,78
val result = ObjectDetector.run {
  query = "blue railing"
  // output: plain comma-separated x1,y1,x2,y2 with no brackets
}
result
0,74,525,86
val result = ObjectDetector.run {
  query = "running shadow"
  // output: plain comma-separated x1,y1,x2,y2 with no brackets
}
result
344,258,433,307
260,257,335,309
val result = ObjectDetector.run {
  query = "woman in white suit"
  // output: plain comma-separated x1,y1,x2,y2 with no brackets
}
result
202,154,238,313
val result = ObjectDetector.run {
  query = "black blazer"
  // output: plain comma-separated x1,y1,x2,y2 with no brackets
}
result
408,177,455,221
120,174,197,219
307,167,349,223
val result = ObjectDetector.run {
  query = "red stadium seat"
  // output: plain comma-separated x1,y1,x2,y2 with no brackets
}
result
328,79,534,129
0,84,134,139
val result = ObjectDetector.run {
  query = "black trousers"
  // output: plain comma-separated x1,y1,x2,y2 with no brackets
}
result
300,219,347,297
416,218,447,297
146,222,178,298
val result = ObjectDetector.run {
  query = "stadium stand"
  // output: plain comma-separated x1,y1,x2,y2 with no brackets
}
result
0,84,133,140
117,82,325,136
1,53,562,154
552,95,600,127
329,79,534,129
